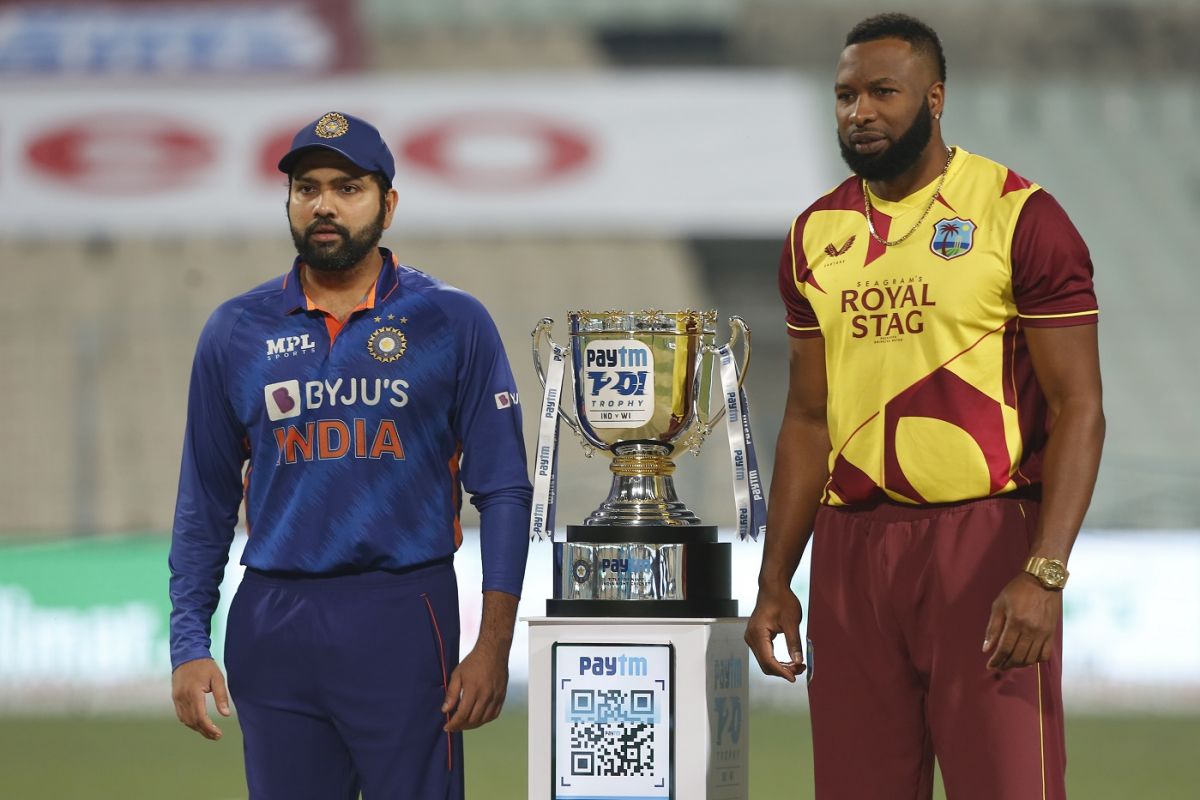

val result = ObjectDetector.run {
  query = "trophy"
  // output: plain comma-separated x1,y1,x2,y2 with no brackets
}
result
530,309,763,617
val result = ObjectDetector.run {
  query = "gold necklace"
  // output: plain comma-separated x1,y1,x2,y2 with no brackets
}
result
863,147,955,247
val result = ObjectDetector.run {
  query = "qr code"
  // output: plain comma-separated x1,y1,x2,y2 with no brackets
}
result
568,689,656,777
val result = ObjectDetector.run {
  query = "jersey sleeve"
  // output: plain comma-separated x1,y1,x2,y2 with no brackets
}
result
445,292,533,598
168,307,248,670
778,217,822,338
1011,189,1098,327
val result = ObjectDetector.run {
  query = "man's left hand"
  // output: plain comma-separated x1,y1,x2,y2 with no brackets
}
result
983,573,1062,670
442,639,510,732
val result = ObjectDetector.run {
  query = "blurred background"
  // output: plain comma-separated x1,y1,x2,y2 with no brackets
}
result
0,0,1197,797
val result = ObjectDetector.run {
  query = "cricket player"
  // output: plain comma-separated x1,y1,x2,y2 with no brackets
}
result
169,111,532,798
745,14,1104,799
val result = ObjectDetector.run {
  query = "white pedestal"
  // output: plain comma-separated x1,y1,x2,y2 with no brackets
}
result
527,617,749,800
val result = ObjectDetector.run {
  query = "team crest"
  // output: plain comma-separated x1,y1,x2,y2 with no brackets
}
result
367,327,407,363
315,112,349,139
930,218,976,260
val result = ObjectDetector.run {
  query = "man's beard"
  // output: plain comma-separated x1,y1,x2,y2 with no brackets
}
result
838,100,934,182
291,208,385,273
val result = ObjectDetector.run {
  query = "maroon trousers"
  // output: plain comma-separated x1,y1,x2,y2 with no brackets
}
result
806,496,1066,800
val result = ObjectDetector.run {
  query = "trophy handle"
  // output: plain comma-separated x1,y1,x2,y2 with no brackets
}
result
531,318,581,436
696,315,752,431
726,315,752,391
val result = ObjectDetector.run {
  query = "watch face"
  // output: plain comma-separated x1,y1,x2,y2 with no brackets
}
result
1042,561,1068,587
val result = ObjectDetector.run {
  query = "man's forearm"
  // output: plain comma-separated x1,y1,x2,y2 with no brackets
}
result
476,590,520,653
758,414,831,592
1030,398,1105,562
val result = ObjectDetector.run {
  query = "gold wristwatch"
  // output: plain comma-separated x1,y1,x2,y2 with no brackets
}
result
1024,556,1069,590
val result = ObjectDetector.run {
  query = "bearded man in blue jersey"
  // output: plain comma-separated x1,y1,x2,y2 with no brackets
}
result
168,111,532,799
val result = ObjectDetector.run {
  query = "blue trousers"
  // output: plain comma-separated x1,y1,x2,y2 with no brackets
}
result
225,561,464,799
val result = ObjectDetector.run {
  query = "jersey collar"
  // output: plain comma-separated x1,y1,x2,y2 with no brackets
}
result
275,248,401,315
864,146,971,215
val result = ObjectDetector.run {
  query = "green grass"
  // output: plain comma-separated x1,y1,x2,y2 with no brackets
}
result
0,712,1197,798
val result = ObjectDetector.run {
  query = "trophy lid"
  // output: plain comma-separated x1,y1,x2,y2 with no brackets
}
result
569,309,718,334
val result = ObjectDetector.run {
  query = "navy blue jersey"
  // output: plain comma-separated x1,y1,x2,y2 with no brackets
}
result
169,250,531,669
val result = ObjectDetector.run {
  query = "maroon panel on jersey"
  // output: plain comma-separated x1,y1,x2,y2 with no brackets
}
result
778,234,822,337
778,178,869,339
1012,189,1099,326
882,366,1015,502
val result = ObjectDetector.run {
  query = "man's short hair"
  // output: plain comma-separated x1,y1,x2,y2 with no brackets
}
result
845,13,947,83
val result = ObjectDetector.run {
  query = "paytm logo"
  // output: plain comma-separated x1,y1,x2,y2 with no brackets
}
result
582,340,655,428
578,654,648,677
599,557,653,574
584,343,650,397
266,334,317,360
585,344,649,369
264,380,301,421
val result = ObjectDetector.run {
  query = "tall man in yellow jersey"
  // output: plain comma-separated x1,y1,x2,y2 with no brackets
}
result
745,13,1104,799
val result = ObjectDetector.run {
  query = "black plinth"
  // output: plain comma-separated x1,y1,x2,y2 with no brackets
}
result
548,523,737,618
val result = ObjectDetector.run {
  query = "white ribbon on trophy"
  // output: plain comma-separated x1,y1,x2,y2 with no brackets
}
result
718,343,766,542
529,343,565,542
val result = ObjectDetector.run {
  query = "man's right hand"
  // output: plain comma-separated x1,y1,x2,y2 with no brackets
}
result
745,589,807,683
171,657,232,740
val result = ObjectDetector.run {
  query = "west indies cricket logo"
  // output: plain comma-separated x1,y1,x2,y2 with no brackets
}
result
930,218,976,260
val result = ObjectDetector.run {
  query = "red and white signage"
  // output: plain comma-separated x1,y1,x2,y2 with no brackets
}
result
0,73,834,236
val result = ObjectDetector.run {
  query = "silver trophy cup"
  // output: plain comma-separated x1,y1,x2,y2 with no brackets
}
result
531,309,750,616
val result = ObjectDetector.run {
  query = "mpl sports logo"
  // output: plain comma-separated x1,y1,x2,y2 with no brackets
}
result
582,340,654,428
265,334,317,360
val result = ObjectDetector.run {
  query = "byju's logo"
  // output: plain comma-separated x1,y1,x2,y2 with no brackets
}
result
582,340,654,428
264,380,302,421
494,390,519,410
263,378,411,422
266,334,317,360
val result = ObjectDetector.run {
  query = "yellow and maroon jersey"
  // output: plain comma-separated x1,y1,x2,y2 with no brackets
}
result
779,148,1097,507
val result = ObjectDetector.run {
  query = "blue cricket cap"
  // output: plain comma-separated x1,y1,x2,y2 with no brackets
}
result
277,111,395,186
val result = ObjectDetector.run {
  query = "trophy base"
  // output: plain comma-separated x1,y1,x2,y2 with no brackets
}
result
545,598,739,618
549,524,736,618
584,442,705,526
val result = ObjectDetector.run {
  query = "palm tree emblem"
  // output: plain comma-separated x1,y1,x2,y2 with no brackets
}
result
931,218,974,259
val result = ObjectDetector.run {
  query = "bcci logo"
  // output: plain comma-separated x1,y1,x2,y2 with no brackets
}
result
315,112,349,139
367,327,407,363
930,217,976,260
572,559,592,584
